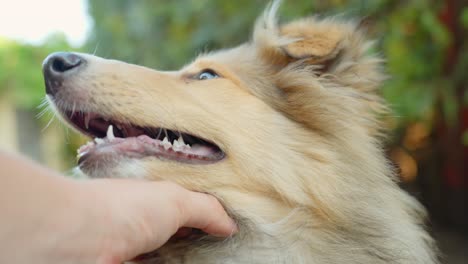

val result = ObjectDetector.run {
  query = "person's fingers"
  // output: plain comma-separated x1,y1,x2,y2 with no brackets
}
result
81,179,237,262
177,190,238,237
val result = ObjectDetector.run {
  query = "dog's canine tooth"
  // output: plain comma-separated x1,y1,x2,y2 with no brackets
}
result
161,137,172,150
177,135,192,149
94,138,105,145
84,113,91,129
177,136,185,145
107,125,115,140
173,139,181,151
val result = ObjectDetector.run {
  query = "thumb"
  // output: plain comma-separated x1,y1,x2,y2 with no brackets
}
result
179,191,238,237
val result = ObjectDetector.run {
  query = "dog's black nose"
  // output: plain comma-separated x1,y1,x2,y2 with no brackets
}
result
43,52,84,95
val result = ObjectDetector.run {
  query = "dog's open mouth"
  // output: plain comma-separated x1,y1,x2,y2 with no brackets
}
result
65,111,225,165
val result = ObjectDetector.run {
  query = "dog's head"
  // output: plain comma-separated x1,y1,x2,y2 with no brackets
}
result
44,1,387,224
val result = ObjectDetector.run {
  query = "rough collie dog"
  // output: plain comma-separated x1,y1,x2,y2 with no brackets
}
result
42,2,438,263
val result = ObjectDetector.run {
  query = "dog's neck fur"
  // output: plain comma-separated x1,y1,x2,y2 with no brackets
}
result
146,205,435,264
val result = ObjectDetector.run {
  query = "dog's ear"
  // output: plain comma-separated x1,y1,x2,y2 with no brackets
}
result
252,2,388,135
253,7,353,72
278,20,345,66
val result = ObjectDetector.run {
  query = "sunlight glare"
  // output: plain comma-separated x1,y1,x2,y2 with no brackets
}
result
0,0,91,46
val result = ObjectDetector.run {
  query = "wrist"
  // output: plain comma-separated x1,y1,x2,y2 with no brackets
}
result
0,153,120,264
39,178,112,264
66,179,130,264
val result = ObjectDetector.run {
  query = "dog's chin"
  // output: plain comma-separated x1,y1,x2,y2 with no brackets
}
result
77,156,148,179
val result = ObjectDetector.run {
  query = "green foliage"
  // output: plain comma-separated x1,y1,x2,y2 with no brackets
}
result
0,34,74,109
463,130,468,146
461,7,468,28
381,1,451,125
87,0,268,69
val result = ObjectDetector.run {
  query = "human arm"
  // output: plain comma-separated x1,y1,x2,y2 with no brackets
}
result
0,152,236,264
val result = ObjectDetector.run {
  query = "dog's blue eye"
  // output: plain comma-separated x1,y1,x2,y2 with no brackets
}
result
198,69,219,80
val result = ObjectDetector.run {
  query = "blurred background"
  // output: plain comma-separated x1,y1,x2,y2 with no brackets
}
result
0,0,466,262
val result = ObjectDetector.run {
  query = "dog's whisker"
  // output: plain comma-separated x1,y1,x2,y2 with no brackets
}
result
36,107,50,119
36,98,52,119
41,111,57,132
156,128,162,140
70,101,77,119
64,126,71,143
93,41,100,56
37,97,50,109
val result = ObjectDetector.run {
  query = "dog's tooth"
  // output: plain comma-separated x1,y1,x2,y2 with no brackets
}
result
162,137,172,150
173,140,183,152
95,138,105,145
107,125,115,140
84,113,91,129
177,136,185,145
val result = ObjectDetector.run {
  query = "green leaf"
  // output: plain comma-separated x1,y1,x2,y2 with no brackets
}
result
462,131,468,146
0,35,76,109
461,7,468,28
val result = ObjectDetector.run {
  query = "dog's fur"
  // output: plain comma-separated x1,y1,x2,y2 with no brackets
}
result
51,2,438,263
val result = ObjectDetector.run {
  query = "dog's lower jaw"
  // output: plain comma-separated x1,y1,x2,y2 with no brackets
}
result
77,158,149,180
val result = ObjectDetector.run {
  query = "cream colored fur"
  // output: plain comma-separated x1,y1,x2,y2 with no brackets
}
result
52,1,438,263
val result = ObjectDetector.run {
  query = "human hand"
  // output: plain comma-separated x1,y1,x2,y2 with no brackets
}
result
68,179,237,264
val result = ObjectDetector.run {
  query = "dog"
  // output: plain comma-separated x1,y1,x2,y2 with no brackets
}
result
43,2,438,263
